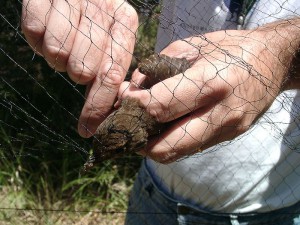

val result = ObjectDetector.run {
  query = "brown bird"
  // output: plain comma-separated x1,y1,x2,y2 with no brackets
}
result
83,54,190,171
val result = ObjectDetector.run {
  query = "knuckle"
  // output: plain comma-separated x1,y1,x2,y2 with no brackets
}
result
149,108,165,123
151,151,176,164
100,63,124,88
44,44,69,63
235,125,249,136
91,105,110,119
222,110,242,126
146,101,169,122
223,110,250,135
21,21,44,40
67,61,97,84
123,4,138,24
113,1,139,28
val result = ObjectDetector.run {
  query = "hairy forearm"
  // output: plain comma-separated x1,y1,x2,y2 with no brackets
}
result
285,48,300,89
256,17,300,90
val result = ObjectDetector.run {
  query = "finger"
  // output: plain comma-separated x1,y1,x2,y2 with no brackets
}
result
159,37,207,61
138,109,210,163
115,79,145,107
115,69,151,108
131,69,148,88
77,1,138,137
140,103,244,164
77,55,126,137
119,63,228,123
66,1,113,85
115,81,130,107
118,70,205,123
21,0,52,54
42,0,80,71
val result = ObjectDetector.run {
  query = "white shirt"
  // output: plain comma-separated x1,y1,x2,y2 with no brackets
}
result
146,0,300,213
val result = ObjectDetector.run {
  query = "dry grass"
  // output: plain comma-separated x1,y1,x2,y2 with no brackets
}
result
0,183,129,225
0,209,126,225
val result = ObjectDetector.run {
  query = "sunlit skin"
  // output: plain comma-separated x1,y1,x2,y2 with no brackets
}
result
22,1,300,163
21,0,138,137
119,20,300,163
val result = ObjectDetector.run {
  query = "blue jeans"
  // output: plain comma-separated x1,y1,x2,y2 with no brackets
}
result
125,160,300,225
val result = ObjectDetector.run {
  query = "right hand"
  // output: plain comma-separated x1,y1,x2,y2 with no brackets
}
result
118,25,297,163
21,0,138,137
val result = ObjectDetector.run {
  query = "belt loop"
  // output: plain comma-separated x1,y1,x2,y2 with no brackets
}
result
230,214,240,225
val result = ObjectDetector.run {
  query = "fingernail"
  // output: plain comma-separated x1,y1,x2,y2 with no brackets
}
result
114,99,122,108
78,122,94,138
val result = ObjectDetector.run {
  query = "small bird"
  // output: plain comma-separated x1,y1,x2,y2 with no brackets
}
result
83,54,190,171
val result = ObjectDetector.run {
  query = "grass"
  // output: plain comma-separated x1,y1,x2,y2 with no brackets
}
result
0,164,139,224
0,140,142,224
0,122,142,224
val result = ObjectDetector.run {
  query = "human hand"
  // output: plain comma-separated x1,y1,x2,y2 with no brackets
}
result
21,0,138,137
118,21,300,163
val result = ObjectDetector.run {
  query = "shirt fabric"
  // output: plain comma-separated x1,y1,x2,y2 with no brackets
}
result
146,0,300,213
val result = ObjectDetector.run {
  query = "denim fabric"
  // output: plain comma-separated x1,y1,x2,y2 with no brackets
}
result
125,160,178,225
125,160,300,225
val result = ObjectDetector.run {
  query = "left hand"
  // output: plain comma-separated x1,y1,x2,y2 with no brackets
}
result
21,0,138,137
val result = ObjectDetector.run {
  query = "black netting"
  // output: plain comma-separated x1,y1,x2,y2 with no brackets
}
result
1,0,300,224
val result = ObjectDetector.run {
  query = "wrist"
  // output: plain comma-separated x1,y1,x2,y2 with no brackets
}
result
283,47,300,90
253,18,300,92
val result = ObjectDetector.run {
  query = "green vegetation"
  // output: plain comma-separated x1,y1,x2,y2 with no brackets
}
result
0,1,159,224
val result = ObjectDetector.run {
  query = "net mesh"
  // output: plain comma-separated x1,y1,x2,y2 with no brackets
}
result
1,0,300,224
